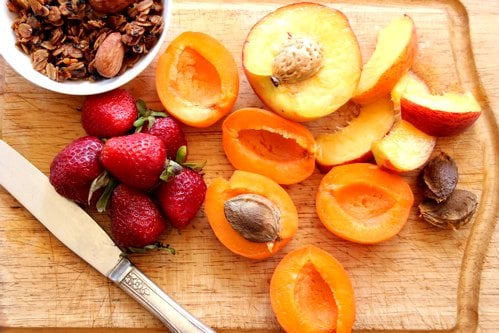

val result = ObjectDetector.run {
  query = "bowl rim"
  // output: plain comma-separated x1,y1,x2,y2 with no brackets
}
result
0,0,172,96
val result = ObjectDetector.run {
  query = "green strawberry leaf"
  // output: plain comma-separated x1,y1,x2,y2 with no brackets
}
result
134,99,167,132
95,174,119,213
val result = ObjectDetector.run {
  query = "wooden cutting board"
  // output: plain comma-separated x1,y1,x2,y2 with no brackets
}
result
1,0,498,332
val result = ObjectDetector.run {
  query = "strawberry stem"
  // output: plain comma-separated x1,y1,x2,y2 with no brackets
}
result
89,170,111,206
160,160,183,182
134,99,167,132
159,147,207,182
96,176,119,213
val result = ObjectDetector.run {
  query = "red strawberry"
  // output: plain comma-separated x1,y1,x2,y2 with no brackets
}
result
156,161,207,229
100,132,166,190
49,136,104,205
134,100,187,160
81,88,138,138
141,117,187,160
110,184,166,248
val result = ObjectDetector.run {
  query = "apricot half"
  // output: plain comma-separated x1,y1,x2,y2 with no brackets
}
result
205,170,298,259
315,98,395,172
242,3,362,122
353,15,417,105
222,108,316,185
270,244,355,333
316,163,414,244
156,31,239,128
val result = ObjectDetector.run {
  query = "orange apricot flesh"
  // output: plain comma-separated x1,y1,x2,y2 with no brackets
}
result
316,163,414,244
156,31,239,128
205,170,298,259
270,244,355,333
222,108,316,185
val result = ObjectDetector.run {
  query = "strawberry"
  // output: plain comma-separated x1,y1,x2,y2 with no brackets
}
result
110,184,166,248
156,161,207,229
81,88,138,138
100,132,167,190
134,100,187,160
49,136,104,205
140,117,187,160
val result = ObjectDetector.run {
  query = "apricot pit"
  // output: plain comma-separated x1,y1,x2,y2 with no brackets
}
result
271,37,323,86
205,170,298,259
224,193,281,243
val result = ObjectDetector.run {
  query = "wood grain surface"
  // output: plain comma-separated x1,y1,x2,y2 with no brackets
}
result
0,0,498,332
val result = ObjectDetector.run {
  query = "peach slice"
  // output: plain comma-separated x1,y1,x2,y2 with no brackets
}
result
353,15,417,105
242,3,362,122
391,71,429,110
315,98,395,172
372,119,436,173
400,91,482,136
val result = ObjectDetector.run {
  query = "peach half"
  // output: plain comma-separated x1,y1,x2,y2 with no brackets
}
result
372,119,436,173
242,2,362,122
400,91,482,136
315,98,395,172
353,15,417,105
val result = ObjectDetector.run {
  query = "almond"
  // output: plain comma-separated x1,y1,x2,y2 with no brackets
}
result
89,0,137,14
94,32,125,78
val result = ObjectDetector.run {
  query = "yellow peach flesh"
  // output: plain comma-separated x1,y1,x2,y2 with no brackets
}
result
372,119,436,172
402,91,481,113
353,15,416,104
243,3,362,122
391,72,429,109
316,99,395,167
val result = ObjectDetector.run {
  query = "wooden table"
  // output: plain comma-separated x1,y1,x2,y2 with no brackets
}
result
1,0,498,332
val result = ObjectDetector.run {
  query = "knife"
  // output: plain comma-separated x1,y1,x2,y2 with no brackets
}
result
0,139,215,333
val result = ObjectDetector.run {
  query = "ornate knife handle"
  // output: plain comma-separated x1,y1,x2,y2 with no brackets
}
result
109,257,216,333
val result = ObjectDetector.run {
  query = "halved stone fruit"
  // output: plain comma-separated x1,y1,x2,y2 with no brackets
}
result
242,2,362,122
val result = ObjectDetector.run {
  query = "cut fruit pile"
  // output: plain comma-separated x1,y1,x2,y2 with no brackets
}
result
46,2,483,332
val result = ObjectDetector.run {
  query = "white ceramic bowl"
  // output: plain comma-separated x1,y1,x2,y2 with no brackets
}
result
0,0,171,95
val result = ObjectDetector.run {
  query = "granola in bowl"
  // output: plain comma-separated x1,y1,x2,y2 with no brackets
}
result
0,0,171,95
7,0,165,82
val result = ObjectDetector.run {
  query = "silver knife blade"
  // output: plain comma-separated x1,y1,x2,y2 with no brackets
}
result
0,140,122,276
0,139,215,333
